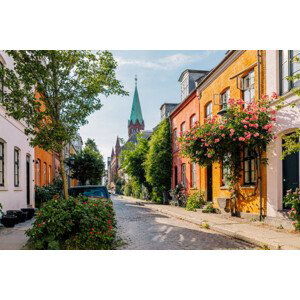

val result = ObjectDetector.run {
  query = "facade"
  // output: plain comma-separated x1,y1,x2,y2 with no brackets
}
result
266,50,300,217
0,51,35,212
196,50,267,215
170,70,208,194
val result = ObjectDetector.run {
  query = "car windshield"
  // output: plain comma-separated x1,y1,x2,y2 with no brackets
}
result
69,187,108,198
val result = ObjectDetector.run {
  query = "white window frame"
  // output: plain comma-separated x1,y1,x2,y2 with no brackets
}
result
242,70,255,105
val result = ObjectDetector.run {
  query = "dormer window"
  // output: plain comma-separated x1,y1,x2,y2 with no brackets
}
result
181,74,189,101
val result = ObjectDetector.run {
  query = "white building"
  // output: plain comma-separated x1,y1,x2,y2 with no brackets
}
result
266,50,300,217
0,51,35,212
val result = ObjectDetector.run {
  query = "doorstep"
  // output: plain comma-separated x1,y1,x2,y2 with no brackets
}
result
120,195,300,250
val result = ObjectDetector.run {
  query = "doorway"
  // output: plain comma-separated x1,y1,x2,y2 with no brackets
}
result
26,155,30,206
206,165,213,202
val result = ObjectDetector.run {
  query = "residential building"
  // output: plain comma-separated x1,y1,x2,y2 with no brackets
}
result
0,51,35,212
170,70,208,194
196,50,266,215
266,50,300,217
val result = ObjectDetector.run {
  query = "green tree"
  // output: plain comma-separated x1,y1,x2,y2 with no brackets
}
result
67,146,105,185
121,134,149,186
0,50,127,198
85,138,99,152
145,119,172,203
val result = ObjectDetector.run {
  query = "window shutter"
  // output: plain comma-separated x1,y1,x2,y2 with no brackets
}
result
213,94,220,105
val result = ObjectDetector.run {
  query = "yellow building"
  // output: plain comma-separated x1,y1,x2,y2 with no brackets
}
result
196,50,266,215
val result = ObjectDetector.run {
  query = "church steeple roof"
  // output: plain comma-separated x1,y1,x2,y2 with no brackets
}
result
128,76,144,126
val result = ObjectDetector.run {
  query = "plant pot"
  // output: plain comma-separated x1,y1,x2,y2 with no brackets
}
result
21,208,35,219
6,210,24,223
1,215,18,228
217,198,228,211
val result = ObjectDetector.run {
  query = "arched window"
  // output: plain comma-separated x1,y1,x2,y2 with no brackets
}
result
43,162,47,185
205,102,212,119
48,165,52,184
36,159,41,186
190,114,196,128
180,122,186,134
181,163,186,187
190,163,196,188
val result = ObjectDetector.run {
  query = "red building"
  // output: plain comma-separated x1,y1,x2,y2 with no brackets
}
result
170,69,208,193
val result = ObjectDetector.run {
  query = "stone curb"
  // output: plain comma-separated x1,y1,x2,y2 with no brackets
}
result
119,195,300,250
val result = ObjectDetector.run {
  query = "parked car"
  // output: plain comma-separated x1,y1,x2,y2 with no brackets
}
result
68,185,110,199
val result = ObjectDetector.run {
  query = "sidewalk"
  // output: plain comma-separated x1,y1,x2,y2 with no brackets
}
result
0,219,33,250
120,195,300,250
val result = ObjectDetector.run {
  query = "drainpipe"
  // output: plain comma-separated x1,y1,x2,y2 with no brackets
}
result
257,50,263,221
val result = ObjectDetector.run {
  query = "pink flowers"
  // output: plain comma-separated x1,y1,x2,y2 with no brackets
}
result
214,138,220,143
237,99,245,105
228,98,235,105
239,137,246,141
221,134,225,138
254,133,259,137
219,125,224,130
263,124,273,130
244,125,248,129
271,92,278,99
230,128,235,136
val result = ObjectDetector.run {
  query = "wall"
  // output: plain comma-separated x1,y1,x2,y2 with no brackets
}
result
34,147,54,187
266,50,300,217
197,50,267,214
0,51,35,212
170,90,201,194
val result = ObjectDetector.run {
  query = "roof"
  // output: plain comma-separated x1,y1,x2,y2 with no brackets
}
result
128,84,144,125
159,102,179,110
178,69,210,82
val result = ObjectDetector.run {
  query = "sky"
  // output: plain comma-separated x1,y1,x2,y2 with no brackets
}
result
79,50,227,164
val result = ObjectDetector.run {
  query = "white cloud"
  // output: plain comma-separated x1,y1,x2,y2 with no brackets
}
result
115,51,213,70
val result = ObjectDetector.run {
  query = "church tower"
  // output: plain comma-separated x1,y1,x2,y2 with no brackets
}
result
128,76,145,137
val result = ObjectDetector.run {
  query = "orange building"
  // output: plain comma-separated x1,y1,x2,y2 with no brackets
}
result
197,50,266,215
170,70,209,193
171,51,267,216
34,147,59,187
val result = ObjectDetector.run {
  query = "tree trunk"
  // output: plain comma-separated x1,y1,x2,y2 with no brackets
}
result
59,148,69,199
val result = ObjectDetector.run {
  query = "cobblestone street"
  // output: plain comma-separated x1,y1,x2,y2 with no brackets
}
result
113,196,254,250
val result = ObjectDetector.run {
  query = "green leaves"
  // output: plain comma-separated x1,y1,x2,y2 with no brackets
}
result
66,142,105,185
1,50,128,153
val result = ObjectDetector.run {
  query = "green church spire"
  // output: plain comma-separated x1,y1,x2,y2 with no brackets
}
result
128,75,144,126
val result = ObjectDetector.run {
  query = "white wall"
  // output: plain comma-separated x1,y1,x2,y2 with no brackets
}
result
0,51,35,212
266,50,300,217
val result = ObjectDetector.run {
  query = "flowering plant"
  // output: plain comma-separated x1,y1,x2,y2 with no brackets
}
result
284,188,300,230
26,196,116,249
179,95,278,215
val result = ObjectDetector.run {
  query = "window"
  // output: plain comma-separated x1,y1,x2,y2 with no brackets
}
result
48,165,52,184
191,163,196,188
43,162,47,185
0,62,3,102
181,163,186,187
0,141,4,186
242,70,255,104
243,148,257,185
220,89,230,110
279,50,300,95
173,129,178,151
180,122,186,134
190,114,196,128
14,148,20,187
36,159,41,186
174,166,178,187
205,102,212,119
181,75,189,101
221,158,230,187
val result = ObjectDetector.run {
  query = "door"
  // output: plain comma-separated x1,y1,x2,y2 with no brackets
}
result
282,151,299,199
26,155,30,205
207,165,213,202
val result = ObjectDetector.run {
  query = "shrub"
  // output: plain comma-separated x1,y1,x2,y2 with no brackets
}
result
26,196,116,250
131,180,142,199
124,182,132,196
202,202,219,214
284,188,300,230
141,185,151,200
35,178,63,208
115,177,125,195
186,191,206,211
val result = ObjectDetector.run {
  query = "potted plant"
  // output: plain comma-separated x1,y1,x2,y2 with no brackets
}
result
1,214,18,227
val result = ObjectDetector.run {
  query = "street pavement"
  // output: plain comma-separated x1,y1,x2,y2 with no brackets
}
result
0,219,33,250
112,196,254,250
